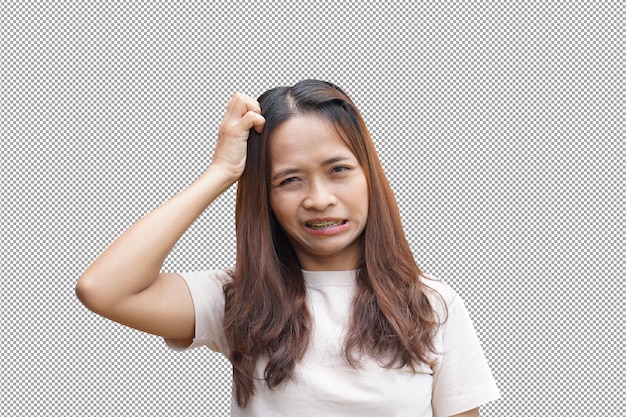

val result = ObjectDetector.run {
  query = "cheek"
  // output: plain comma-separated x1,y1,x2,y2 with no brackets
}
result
269,193,277,213
353,175,370,214
269,193,292,225
269,195,280,219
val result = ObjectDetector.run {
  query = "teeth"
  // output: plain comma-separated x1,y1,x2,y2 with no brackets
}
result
307,220,344,229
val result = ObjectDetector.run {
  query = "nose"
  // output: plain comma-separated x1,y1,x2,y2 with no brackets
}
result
302,179,337,210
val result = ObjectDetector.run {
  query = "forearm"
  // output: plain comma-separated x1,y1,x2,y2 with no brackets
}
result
77,165,235,304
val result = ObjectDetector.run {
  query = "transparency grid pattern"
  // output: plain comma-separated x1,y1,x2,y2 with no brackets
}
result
2,1,624,416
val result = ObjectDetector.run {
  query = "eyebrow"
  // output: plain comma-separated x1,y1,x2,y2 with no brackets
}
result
271,156,352,181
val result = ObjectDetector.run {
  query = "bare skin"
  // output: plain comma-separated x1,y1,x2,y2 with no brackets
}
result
76,95,483,416
75,93,265,347
269,115,369,271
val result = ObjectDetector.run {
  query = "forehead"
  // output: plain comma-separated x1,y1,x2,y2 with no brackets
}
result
268,114,355,166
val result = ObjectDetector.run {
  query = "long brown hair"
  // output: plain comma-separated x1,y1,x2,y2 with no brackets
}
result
224,80,441,407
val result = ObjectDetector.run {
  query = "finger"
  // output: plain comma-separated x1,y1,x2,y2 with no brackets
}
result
252,114,265,134
243,97,261,115
228,93,261,116
241,111,266,134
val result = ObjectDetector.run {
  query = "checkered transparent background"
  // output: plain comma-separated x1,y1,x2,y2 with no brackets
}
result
2,1,623,416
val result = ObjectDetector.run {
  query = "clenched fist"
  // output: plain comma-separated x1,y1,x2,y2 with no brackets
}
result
210,93,266,181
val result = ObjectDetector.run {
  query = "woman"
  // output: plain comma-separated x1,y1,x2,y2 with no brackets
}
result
76,80,500,416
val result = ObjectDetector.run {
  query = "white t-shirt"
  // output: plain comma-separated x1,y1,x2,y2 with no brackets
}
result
165,269,500,417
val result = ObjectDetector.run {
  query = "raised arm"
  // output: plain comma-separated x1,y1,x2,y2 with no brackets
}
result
75,93,265,345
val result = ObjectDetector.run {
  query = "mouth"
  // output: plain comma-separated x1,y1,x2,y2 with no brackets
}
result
305,219,348,230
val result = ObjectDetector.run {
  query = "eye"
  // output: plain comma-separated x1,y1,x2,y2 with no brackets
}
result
331,165,351,174
278,177,299,186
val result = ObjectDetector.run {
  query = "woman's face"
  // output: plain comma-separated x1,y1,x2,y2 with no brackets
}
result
268,114,369,271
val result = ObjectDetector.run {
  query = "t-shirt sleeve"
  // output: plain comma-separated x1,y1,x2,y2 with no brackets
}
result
163,269,231,354
431,287,501,417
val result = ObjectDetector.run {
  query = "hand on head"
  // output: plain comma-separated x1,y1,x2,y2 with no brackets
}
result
211,93,266,180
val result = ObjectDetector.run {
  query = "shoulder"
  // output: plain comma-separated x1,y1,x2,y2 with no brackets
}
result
166,268,235,353
420,274,460,312
178,268,234,290
423,274,502,414
175,268,235,310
